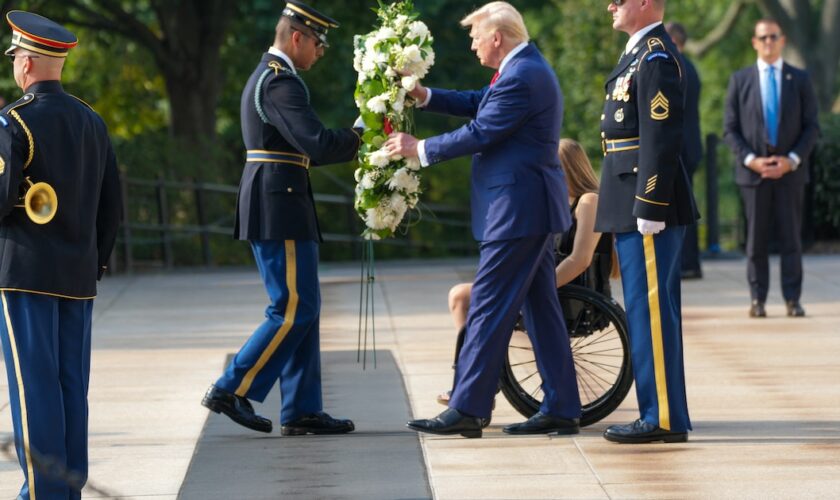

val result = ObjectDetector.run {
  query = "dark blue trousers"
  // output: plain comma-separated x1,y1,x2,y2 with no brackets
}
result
615,227,692,432
215,240,323,424
0,291,93,500
449,235,581,419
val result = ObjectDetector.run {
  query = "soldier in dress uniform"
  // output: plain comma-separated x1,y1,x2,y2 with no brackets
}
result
201,1,360,436
595,0,697,444
0,11,122,499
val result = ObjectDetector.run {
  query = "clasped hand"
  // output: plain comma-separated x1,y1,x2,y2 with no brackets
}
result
750,156,792,179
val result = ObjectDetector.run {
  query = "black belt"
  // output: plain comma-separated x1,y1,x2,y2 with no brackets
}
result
246,150,310,168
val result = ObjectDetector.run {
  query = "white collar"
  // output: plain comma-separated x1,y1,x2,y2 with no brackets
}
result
268,46,296,74
498,42,529,75
757,57,783,73
625,21,662,54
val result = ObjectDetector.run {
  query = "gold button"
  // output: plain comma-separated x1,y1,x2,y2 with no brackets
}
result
605,94,610,100
601,131,606,138
633,167,638,173
600,114,605,120
287,187,293,193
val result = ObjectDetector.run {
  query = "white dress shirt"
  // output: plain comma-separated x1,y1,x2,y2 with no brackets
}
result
625,22,662,54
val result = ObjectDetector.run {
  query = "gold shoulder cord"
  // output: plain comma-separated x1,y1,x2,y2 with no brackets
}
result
7,109,34,169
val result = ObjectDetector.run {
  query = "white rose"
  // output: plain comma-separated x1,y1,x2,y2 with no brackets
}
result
360,172,377,190
407,21,430,42
394,15,410,30
384,67,397,78
376,27,397,42
401,75,418,92
404,156,421,171
402,44,422,64
391,88,407,113
354,168,363,182
387,167,420,193
367,149,391,168
366,93,389,114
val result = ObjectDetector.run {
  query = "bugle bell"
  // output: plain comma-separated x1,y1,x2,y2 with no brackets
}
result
15,177,58,224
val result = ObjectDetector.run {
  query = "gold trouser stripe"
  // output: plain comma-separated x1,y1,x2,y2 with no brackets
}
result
235,240,299,397
643,235,671,431
1,292,37,499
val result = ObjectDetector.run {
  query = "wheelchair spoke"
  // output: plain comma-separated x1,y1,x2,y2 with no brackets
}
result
516,369,541,385
509,359,537,368
575,361,612,394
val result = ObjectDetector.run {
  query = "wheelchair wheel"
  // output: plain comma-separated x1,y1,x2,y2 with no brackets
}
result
500,284,632,427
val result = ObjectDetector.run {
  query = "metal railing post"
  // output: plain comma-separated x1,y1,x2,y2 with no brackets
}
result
156,175,174,268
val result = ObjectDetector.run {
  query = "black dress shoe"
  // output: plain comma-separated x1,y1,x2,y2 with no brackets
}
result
604,419,687,444
680,269,703,280
503,412,579,435
749,300,766,318
201,385,272,433
407,408,483,438
786,301,805,317
280,411,355,436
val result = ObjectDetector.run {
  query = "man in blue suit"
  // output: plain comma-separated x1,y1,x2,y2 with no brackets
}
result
385,1,581,438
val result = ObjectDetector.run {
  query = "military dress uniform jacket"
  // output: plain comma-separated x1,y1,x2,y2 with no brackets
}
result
235,53,360,242
0,81,122,298
595,25,697,234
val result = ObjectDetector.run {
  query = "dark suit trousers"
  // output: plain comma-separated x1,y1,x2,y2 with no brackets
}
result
449,234,581,419
740,181,804,302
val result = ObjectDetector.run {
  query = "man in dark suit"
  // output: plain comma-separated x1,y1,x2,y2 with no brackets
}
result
201,1,359,436
723,19,819,318
385,1,581,438
0,11,122,499
596,0,697,444
665,21,704,280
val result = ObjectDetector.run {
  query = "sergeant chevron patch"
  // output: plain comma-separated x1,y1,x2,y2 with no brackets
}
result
650,91,669,120
645,175,657,194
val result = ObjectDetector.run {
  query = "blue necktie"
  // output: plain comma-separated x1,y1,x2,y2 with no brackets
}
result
764,66,779,147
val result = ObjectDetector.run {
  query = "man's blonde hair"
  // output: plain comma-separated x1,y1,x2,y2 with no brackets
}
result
460,2,530,44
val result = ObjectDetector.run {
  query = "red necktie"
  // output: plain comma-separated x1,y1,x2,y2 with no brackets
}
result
490,71,500,87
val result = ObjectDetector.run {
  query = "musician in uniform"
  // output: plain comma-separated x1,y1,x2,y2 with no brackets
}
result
202,1,360,436
0,11,122,499
595,0,697,444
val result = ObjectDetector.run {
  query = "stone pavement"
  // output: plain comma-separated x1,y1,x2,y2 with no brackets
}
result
1,255,839,499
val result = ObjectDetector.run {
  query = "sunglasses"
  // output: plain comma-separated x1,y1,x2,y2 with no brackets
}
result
6,53,39,62
293,28,327,49
755,34,781,43
612,0,626,5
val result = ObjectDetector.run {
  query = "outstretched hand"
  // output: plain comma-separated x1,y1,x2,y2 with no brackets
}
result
383,132,420,159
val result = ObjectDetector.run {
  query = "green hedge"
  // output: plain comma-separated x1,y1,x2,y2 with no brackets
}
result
812,113,840,240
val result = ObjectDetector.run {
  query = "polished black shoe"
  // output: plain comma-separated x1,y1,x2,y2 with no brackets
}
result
749,300,766,318
604,419,688,444
503,412,579,435
280,411,355,436
786,301,805,317
407,408,483,438
680,269,703,280
201,385,272,433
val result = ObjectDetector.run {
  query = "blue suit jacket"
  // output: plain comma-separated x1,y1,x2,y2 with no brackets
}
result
423,44,571,242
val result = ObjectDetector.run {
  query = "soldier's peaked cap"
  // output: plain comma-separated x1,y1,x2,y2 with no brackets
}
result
5,10,77,58
282,1,338,45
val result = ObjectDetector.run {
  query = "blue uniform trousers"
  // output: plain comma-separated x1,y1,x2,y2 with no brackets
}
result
0,291,93,500
615,227,692,432
215,240,322,424
449,234,581,419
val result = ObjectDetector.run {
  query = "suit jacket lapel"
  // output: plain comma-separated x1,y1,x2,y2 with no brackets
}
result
749,65,765,132
479,44,534,108
607,51,635,83
779,62,794,124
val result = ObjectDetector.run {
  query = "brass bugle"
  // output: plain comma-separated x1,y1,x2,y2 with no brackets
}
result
15,177,58,224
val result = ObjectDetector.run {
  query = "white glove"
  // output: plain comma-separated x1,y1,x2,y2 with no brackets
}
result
353,115,367,130
637,218,666,235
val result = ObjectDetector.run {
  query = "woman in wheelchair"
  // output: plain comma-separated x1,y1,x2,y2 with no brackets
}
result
440,138,619,405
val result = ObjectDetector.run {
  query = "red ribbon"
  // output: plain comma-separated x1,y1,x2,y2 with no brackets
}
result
383,117,393,135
